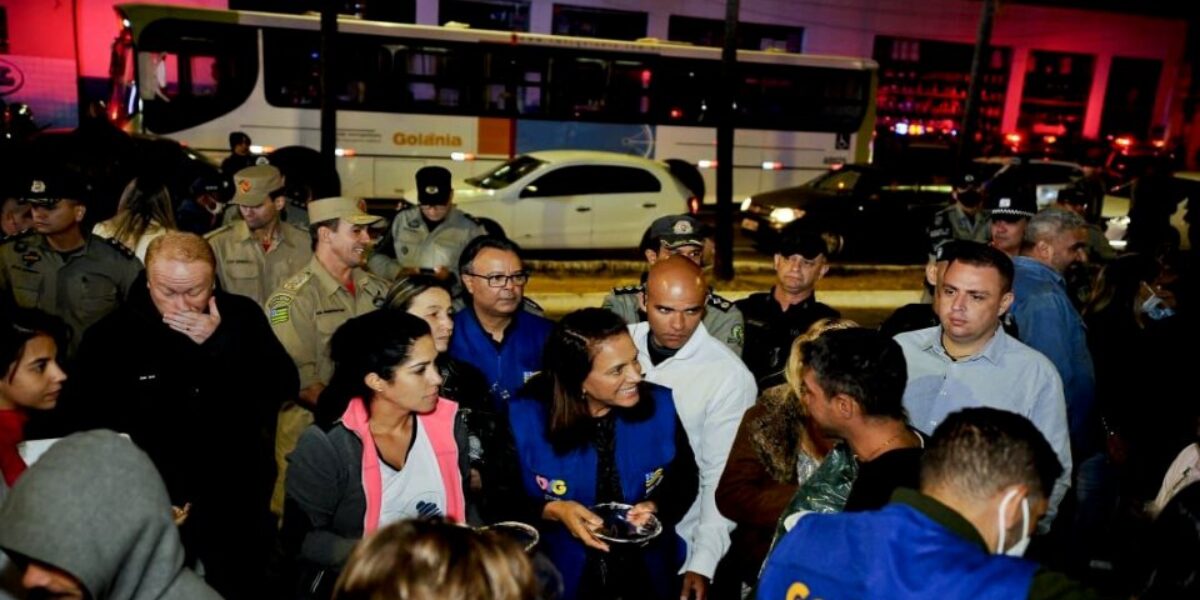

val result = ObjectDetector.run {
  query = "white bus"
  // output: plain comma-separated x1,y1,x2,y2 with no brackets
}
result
110,3,877,205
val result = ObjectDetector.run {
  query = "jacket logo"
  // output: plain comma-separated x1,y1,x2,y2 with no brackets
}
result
535,474,567,496
787,582,823,600
645,468,664,493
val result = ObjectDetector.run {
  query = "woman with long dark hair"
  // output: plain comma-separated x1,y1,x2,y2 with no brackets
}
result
283,310,474,598
501,308,698,600
0,309,68,500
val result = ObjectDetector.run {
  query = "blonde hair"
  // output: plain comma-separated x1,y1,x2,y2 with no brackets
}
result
333,519,537,600
145,231,216,270
109,177,177,246
783,318,860,403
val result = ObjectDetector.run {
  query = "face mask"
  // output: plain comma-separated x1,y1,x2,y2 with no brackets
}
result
1141,284,1176,321
994,488,1031,557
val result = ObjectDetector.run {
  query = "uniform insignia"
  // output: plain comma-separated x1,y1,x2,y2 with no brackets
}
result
707,294,733,311
424,185,439,195
613,284,642,295
238,179,252,193
407,219,421,229
30,180,45,194
103,237,137,259
282,271,313,292
315,308,346,316
730,323,744,345
21,251,41,267
267,293,294,324
255,156,270,166
672,219,694,234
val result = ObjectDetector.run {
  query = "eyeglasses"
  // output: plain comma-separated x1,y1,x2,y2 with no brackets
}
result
463,272,529,288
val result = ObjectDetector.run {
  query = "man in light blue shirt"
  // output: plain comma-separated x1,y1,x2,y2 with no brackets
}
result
894,243,1071,525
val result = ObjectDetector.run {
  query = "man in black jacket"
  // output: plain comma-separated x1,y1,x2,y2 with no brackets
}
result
59,231,299,599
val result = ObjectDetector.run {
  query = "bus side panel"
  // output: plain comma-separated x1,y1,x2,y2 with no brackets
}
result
514,120,656,158
655,126,854,204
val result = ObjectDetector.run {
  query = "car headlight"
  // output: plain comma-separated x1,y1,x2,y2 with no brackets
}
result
740,197,753,212
770,207,806,224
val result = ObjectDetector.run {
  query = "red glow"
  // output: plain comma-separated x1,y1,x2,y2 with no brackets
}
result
1152,140,1166,148
1005,132,1023,145
669,108,682,119
1115,137,1132,148
641,69,652,88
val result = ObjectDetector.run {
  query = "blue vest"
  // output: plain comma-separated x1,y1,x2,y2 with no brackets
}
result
448,308,552,409
758,502,1037,600
508,384,685,600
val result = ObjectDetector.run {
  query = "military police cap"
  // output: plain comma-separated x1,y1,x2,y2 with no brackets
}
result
985,180,1037,219
954,172,981,190
777,222,828,259
23,169,92,204
308,196,383,226
232,165,284,207
647,214,706,249
416,166,453,205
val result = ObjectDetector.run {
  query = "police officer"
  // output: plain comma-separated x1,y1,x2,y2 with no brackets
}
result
176,173,231,236
264,196,389,514
368,165,485,283
0,170,141,352
736,224,840,389
206,165,312,306
601,214,745,356
986,180,1038,257
927,172,990,257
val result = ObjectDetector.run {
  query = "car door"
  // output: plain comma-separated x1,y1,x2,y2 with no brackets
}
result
588,165,674,248
512,165,596,248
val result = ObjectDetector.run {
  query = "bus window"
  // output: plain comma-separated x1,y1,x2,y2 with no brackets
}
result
546,54,653,121
138,19,256,134
265,30,393,111
654,58,717,126
736,64,869,132
395,45,474,112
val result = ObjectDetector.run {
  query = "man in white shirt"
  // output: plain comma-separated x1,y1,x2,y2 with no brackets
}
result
627,255,757,599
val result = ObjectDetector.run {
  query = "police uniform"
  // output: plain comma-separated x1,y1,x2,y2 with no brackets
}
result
601,283,745,357
207,165,313,306
368,206,485,280
206,220,312,306
927,203,991,255
264,197,388,515
368,166,485,281
0,175,142,352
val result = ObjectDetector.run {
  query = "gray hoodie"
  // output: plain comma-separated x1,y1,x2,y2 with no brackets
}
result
0,431,221,600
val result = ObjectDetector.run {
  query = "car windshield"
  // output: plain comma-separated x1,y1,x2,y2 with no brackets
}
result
810,169,863,192
467,156,546,190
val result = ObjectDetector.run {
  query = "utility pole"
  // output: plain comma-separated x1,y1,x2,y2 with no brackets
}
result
714,0,740,281
319,0,338,173
959,0,997,171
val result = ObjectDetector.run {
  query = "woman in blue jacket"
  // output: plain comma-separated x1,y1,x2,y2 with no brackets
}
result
502,308,698,600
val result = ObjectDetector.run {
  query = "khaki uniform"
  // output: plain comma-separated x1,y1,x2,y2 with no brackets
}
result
206,220,312,306
264,256,388,514
0,232,142,352
602,284,745,356
368,206,485,280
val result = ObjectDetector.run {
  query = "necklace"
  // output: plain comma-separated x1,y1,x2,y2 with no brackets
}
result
858,429,909,462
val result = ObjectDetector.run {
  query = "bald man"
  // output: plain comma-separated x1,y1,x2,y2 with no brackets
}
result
627,255,757,598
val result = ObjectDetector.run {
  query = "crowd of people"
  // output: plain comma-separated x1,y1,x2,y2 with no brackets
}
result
0,135,1197,600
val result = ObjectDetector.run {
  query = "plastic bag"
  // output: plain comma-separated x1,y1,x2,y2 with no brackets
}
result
760,444,859,574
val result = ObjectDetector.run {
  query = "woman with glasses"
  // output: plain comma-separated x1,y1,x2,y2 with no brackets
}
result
497,307,698,600
283,310,475,598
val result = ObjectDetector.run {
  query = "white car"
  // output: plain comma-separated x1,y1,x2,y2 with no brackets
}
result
450,150,697,249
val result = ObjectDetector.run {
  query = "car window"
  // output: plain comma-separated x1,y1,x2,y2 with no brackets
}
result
811,169,862,192
468,155,545,190
522,165,662,197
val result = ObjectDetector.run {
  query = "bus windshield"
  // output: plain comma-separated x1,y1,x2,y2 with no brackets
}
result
467,156,545,190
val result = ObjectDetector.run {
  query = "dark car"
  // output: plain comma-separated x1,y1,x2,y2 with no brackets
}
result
739,163,952,263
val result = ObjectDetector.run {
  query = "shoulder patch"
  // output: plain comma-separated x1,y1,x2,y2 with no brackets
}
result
266,293,295,324
729,323,744,345
203,224,234,241
102,236,137,259
282,270,314,292
707,293,733,311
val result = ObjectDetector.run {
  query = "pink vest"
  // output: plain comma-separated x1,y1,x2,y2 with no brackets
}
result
340,397,466,533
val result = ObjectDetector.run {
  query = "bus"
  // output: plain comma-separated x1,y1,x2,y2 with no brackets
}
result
109,3,877,205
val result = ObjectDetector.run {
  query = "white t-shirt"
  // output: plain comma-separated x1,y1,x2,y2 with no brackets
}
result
378,420,447,525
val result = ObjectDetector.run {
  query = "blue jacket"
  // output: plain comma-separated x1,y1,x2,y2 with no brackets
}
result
758,490,1038,600
1011,257,1097,457
449,307,553,409
508,385,686,600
